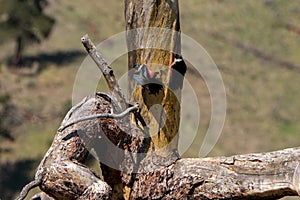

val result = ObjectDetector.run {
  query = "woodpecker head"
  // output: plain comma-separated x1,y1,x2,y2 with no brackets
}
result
170,55,183,67
169,54,187,90
133,64,159,85
133,64,163,94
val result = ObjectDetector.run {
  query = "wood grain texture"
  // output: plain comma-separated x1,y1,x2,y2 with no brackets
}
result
81,35,127,111
36,94,115,200
16,2,300,199
125,0,182,156
128,148,300,199
17,93,300,199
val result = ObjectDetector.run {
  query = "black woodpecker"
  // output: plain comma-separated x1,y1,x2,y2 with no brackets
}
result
133,55,186,93
168,54,187,91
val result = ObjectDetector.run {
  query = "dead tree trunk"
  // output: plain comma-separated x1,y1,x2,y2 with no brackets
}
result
16,1,300,200
125,0,182,157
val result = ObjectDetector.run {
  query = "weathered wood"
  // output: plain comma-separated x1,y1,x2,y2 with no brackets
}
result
16,94,115,200
58,103,139,132
81,35,127,111
17,91,300,199
16,179,42,200
30,192,54,200
30,192,55,200
128,148,300,199
16,3,300,199
17,92,300,199
81,35,150,199
125,0,182,157
16,92,147,200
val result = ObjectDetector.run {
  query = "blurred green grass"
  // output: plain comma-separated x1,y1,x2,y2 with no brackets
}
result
0,0,300,199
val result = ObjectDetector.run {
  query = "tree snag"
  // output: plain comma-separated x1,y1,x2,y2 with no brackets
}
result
16,1,300,200
125,0,182,156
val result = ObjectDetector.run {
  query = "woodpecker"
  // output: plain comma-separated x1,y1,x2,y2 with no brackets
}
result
168,54,187,90
133,64,163,94
133,55,187,93
133,64,158,85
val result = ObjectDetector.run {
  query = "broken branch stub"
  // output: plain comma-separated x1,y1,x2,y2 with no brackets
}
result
81,35,127,111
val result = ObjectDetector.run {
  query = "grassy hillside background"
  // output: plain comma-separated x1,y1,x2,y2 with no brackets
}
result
1,0,300,199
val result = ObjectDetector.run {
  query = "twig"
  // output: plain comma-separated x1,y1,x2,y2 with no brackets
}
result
96,92,147,128
58,103,139,132
81,34,127,111
15,178,42,200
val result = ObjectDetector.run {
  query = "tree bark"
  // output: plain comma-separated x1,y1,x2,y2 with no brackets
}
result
125,0,182,157
15,1,300,199
129,148,300,199
17,95,300,199
16,35,300,200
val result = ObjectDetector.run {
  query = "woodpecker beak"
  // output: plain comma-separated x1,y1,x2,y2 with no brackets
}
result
170,61,176,68
170,58,182,68
148,68,156,79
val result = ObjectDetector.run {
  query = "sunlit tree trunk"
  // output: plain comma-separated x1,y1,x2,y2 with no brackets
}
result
125,0,182,157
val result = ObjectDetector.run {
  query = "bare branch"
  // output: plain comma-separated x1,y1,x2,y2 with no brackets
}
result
15,179,42,200
58,103,139,131
81,34,126,111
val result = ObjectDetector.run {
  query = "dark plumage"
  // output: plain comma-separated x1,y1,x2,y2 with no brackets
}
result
168,55,187,90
